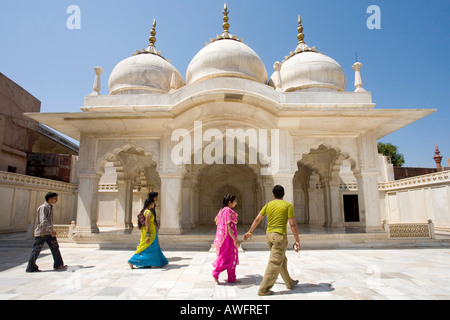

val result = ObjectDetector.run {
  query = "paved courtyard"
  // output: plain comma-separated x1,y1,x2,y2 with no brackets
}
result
1,243,450,300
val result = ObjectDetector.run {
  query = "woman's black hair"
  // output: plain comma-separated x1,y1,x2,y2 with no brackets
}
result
148,191,158,199
222,194,236,208
138,197,155,229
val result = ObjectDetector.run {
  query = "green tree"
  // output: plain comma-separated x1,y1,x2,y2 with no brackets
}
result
377,142,405,167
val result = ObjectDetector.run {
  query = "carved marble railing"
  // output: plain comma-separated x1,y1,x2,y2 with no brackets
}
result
98,184,118,191
53,222,76,239
0,171,78,234
0,171,78,192
383,220,435,239
339,183,358,191
379,170,450,191
98,184,142,191
338,170,450,192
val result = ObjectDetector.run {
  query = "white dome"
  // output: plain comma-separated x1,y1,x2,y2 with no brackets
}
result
108,53,185,95
269,51,346,92
186,39,267,85
269,14,347,92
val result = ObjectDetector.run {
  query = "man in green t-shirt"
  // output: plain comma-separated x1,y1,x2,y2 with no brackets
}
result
244,185,300,296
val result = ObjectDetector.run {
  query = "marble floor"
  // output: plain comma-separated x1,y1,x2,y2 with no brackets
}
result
1,243,450,300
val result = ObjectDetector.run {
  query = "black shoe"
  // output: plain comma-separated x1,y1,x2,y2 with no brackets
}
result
26,268,41,273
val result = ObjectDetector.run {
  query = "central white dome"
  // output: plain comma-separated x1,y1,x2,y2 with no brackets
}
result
186,39,267,85
186,4,267,85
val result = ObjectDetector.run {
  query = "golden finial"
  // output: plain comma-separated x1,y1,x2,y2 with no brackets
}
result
222,3,230,35
297,15,305,44
149,19,157,46
282,13,317,62
134,18,164,57
207,3,243,45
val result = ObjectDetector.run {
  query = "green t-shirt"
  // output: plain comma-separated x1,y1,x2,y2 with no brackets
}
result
259,200,295,235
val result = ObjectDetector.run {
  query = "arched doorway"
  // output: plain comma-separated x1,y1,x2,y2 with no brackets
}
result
294,144,357,229
196,164,261,226
97,144,159,228
180,162,268,232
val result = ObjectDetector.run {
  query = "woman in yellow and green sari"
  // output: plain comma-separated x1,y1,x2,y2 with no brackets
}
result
128,197,168,269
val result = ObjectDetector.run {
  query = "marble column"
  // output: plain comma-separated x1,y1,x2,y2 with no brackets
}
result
307,173,320,226
75,133,100,233
322,179,332,228
356,171,383,232
76,173,101,233
159,173,183,234
181,178,195,229
329,179,343,227
117,179,134,229
356,130,384,232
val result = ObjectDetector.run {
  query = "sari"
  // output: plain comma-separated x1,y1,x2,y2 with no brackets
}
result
128,209,168,268
212,207,239,282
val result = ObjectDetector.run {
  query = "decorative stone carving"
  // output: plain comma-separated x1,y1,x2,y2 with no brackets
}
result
352,62,366,93
89,66,103,96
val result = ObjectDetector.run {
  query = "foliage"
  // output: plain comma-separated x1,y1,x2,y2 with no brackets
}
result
378,142,405,167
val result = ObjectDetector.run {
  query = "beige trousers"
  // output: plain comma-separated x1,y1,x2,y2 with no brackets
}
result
258,232,296,295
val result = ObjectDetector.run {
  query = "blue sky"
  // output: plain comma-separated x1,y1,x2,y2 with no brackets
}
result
1,0,449,168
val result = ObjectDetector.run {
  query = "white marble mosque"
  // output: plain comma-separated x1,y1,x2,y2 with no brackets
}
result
25,4,444,242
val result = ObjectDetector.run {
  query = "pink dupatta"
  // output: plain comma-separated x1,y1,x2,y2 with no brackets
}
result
213,206,238,249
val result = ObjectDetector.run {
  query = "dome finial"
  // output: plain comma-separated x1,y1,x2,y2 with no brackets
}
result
222,3,230,35
135,19,163,57
208,3,243,44
149,19,157,46
297,15,305,44
283,13,317,61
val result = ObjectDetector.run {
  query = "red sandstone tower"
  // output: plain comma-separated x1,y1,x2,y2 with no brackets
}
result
433,144,443,170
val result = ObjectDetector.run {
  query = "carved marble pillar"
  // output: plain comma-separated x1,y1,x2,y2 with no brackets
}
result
352,62,366,93
181,177,195,229
75,133,100,233
159,172,183,234
356,170,383,232
89,66,103,96
117,179,134,229
329,179,342,227
356,130,383,232
273,61,283,91
307,173,320,226
321,179,332,228
76,173,101,233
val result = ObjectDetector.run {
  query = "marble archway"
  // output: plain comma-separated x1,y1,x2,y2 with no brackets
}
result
295,144,355,228
97,144,159,228
181,163,266,229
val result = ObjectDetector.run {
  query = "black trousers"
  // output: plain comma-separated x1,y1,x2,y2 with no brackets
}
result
26,235,64,272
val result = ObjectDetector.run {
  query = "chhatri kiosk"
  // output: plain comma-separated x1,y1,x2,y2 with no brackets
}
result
26,5,434,244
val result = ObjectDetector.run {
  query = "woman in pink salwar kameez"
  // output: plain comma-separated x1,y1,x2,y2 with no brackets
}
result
212,194,240,284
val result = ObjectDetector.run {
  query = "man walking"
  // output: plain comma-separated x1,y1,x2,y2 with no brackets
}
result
26,192,67,272
244,185,300,296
